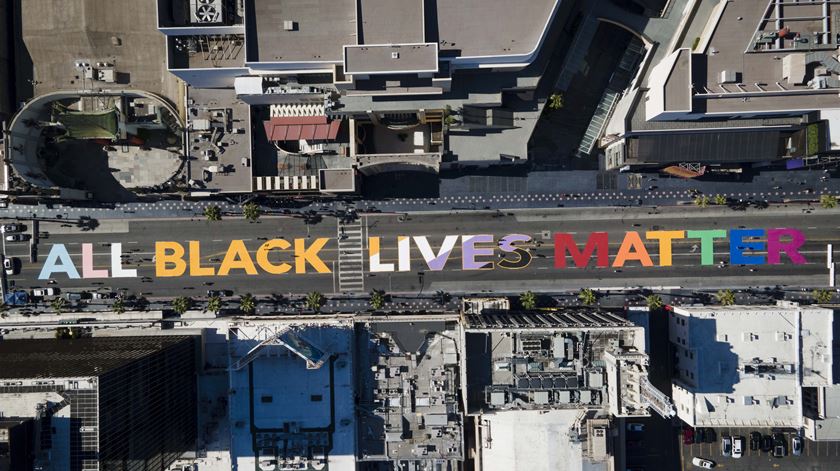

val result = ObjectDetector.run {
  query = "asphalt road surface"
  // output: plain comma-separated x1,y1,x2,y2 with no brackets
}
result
2,206,838,298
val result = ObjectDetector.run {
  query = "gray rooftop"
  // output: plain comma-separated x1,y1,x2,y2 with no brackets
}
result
344,43,438,75
626,129,787,164
434,0,559,58
247,0,356,63
0,336,194,379
358,0,423,44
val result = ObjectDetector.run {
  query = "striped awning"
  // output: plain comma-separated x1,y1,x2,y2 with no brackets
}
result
263,116,342,142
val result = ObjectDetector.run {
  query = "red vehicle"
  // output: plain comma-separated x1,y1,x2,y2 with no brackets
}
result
683,426,695,445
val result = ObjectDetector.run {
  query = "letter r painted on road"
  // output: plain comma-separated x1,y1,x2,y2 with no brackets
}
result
767,228,807,265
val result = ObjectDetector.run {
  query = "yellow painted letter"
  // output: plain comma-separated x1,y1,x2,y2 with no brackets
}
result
155,241,186,277
218,240,258,276
295,237,331,274
645,230,685,267
256,239,292,274
189,241,215,276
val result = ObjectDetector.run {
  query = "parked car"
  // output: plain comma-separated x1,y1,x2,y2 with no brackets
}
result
791,436,802,456
773,433,787,457
749,431,761,451
3,257,20,275
704,428,716,444
92,292,115,300
732,436,744,458
761,435,773,452
31,288,56,297
721,436,732,457
691,457,715,469
683,427,695,445
207,289,233,297
65,292,86,301
1,223,24,233
627,423,645,432
696,428,706,444
5,233,29,242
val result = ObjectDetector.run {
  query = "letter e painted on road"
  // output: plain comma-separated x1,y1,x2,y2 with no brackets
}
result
730,229,766,265
462,234,495,270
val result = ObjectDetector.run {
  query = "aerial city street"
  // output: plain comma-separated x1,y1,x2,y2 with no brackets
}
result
2,0,840,470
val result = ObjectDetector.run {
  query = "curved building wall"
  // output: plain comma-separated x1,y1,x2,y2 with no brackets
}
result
0,0,11,122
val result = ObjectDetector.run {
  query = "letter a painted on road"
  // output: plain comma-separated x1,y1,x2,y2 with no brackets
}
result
39,244,80,280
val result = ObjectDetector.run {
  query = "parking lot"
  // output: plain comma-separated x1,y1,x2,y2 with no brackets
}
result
680,427,840,470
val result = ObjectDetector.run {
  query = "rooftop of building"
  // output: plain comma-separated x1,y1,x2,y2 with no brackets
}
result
356,320,462,463
244,0,560,64
670,304,835,426
648,0,840,119
246,0,357,63
0,336,194,379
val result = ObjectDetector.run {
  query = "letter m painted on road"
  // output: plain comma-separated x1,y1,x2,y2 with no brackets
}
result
554,232,609,268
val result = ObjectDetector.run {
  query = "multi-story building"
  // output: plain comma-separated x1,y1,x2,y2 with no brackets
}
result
0,336,198,471
461,309,671,471
668,302,835,429
604,0,840,173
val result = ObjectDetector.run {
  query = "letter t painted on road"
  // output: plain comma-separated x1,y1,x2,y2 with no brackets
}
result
686,230,727,266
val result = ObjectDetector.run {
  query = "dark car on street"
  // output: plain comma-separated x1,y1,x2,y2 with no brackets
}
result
704,428,716,444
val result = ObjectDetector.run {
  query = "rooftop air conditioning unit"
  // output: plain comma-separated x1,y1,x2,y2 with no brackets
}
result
191,0,224,24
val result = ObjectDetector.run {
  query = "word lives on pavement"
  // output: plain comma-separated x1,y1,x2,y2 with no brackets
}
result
37,228,808,280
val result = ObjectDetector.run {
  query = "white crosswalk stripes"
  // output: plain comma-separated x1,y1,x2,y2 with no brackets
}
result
337,220,365,293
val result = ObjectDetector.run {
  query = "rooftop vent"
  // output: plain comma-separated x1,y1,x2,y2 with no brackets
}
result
191,0,223,24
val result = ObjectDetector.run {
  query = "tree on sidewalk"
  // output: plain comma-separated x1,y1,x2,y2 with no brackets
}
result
206,296,223,315
578,288,597,306
821,194,838,209
715,289,736,306
305,291,326,312
172,296,192,315
51,297,67,314
645,294,664,310
243,202,261,222
204,205,222,221
519,291,537,310
239,293,256,314
369,290,387,310
812,289,834,304
694,195,710,208
112,296,126,314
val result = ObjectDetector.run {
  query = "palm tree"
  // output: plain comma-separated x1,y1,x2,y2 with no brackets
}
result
713,194,727,205
172,296,192,315
305,291,326,312
645,294,664,310
694,195,710,208
369,290,386,310
547,93,564,110
820,194,838,209
51,297,67,314
239,293,256,314
112,296,126,314
206,296,223,315
715,289,736,306
243,202,261,222
519,291,537,310
812,289,834,304
578,288,597,306
204,205,222,221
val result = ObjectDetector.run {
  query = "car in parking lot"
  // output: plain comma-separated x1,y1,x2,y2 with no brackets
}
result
721,436,732,457
704,428,716,444
683,427,695,445
773,433,787,457
5,233,29,242
732,436,744,458
3,257,20,275
1,223,24,233
207,289,233,297
691,457,715,469
761,435,773,452
791,436,802,456
750,431,761,451
626,423,645,432
696,428,706,443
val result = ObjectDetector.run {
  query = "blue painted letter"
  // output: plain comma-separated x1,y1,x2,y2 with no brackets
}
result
730,229,766,265
38,244,81,280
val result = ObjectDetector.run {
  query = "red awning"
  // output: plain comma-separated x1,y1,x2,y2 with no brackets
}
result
263,116,342,142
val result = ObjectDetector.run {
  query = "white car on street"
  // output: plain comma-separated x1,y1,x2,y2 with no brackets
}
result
691,457,715,469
